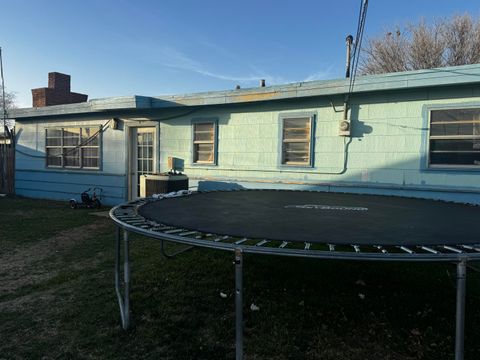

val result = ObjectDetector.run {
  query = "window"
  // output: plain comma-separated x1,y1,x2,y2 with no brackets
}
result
281,116,313,166
429,108,480,167
193,122,216,164
46,127,101,169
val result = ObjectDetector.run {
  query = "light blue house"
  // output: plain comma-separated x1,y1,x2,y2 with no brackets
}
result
10,64,480,205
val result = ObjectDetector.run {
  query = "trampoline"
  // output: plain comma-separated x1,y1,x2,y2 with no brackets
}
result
110,189,480,360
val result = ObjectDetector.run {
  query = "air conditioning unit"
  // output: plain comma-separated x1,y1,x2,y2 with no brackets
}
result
140,174,189,198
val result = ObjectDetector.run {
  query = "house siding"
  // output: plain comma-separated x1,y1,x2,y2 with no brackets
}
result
15,117,127,205
12,69,480,205
159,86,480,204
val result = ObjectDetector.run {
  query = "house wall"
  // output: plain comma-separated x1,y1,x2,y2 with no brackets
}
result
13,84,480,206
159,85,480,204
15,117,127,205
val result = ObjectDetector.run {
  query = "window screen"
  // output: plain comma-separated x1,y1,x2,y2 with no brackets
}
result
281,117,312,166
429,109,480,167
45,127,101,169
193,122,216,164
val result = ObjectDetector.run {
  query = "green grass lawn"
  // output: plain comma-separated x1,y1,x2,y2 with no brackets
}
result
1,196,480,359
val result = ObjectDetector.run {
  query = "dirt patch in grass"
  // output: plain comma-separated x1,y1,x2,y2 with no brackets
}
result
0,288,57,313
8,209,38,218
0,219,110,296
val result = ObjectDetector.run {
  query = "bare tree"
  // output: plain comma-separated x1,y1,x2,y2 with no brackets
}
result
0,86,16,130
361,30,410,74
443,15,480,66
360,14,480,75
409,19,444,69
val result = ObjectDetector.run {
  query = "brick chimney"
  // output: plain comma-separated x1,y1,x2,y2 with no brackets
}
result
32,72,88,107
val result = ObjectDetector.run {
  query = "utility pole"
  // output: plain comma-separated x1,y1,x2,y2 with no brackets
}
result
0,47,7,193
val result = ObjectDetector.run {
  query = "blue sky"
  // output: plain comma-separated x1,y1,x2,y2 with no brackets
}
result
2,0,480,108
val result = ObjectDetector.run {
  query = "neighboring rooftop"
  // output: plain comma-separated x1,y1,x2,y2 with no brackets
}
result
10,63,480,120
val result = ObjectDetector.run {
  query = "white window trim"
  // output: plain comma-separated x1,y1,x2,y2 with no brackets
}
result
45,126,101,170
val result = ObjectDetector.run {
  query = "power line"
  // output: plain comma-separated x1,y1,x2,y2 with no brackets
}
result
0,48,6,126
15,119,111,159
0,47,8,192
15,107,202,160
348,0,369,96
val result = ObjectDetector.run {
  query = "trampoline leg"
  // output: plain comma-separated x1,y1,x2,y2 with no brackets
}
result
234,248,244,360
115,227,131,330
160,239,194,259
455,259,467,360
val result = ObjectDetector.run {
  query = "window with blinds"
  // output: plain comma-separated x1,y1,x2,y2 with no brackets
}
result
429,109,480,167
46,127,101,169
193,122,216,164
281,117,313,166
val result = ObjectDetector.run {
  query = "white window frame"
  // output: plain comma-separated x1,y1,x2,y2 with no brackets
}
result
45,126,101,170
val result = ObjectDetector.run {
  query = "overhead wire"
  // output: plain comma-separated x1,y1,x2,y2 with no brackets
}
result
326,0,368,175
348,0,369,97
349,0,364,90
15,107,201,160
15,119,111,159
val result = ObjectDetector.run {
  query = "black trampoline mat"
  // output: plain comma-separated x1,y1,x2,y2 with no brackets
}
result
138,190,480,246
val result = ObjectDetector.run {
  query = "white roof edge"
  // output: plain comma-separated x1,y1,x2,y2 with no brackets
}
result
10,63,480,119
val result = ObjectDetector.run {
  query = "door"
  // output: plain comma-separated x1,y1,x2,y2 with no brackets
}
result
130,127,156,200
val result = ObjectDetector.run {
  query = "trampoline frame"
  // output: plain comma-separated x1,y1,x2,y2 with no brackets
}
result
110,193,480,360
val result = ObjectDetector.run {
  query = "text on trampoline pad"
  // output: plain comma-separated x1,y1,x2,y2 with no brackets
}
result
284,205,369,211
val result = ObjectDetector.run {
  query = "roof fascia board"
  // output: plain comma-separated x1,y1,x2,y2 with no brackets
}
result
10,64,480,120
